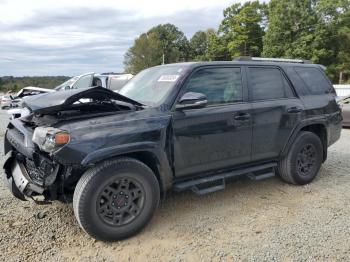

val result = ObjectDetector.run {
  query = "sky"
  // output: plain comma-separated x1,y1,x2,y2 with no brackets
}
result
0,0,252,76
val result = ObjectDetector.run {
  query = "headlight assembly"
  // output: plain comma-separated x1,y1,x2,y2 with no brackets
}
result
32,127,70,153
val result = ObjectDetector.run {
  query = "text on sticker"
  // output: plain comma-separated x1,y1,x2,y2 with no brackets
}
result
158,75,180,82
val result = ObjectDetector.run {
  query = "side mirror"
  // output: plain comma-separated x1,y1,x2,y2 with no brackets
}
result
176,92,207,110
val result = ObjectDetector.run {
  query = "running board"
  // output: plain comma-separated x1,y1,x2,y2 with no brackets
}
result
173,163,276,195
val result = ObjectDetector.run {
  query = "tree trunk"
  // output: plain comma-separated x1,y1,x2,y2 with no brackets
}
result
339,71,343,84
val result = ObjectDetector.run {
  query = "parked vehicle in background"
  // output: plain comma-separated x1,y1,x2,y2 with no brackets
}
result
15,86,54,98
13,86,54,107
7,74,133,119
3,58,341,241
5,87,55,118
334,84,350,98
337,96,350,127
9,98,22,108
1,95,14,109
1,87,54,110
106,73,134,91
54,72,133,91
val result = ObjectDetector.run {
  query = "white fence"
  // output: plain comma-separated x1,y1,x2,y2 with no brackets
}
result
334,85,350,97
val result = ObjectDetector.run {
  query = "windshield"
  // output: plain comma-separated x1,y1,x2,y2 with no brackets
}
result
118,65,187,106
54,76,79,91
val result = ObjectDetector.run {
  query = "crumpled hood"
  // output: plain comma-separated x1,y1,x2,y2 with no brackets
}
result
22,87,143,114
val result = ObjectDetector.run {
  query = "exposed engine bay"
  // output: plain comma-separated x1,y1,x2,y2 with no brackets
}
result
3,87,144,203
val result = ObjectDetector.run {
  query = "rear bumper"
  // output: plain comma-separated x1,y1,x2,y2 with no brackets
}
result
3,152,44,200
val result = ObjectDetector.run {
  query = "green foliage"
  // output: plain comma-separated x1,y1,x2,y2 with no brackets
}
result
316,0,350,82
148,23,190,63
219,1,267,58
121,1,350,83
189,30,210,61
123,2,268,69
263,0,350,82
263,0,319,59
206,29,230,61
124,24,190,74
0,76,70,93
124,32,163,74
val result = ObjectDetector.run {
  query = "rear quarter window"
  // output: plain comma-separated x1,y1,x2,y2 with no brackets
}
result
294,67,332,95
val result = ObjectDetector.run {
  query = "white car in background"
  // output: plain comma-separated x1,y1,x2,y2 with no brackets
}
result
1,95,14,109
15,86,54,99
13,86,54,107
106,73,134,91
6,86,54,118
6,73,133,119
54,72,133,91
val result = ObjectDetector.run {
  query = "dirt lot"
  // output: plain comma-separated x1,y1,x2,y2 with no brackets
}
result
1,110,350,261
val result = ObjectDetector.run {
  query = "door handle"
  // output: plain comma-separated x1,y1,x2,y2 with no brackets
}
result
234,112,250,121
287,107,302,113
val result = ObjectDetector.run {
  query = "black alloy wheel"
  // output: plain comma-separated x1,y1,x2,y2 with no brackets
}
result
296,144,317,177
97,177,145,226
73,158,160,241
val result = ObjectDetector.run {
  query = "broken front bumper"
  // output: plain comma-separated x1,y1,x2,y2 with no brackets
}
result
3,152,44,200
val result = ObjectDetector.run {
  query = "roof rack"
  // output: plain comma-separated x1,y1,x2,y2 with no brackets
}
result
234,56,312,64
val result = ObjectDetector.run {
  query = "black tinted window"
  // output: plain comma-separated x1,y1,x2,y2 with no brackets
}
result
249,68,294,101
294,67,331,95
185,67,243,106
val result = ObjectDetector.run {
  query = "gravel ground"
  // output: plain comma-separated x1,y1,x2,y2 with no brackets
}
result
1,110,350,261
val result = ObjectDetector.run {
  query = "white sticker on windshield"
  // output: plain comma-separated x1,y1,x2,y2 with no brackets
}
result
158,75,180,82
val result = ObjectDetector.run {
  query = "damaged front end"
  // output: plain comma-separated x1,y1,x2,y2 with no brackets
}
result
3,87,141,203
3,119,61,202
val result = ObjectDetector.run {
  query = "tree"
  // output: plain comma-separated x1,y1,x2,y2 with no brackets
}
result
124,32,163,74
263,0,320,59
124,24,190,74
190,28,220,61
336,20,350,83
315,0,350,82
189,29,214,61
123,1,350,82
206,29,230,61
148,24,190,63
0,76,70,92
263,0,350,82
219,1,267,58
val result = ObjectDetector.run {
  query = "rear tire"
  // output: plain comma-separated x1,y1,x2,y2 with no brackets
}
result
278,131,323,185
73,157,160,241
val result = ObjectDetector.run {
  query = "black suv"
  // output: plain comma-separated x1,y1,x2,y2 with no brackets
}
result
3,58,342,241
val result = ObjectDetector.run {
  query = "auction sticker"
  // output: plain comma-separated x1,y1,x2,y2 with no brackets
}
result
158,75,180,82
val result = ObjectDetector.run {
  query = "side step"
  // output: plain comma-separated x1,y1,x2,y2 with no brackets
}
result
173,163,276,195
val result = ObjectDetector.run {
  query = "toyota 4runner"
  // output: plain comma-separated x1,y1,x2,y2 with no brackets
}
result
3,58,342,241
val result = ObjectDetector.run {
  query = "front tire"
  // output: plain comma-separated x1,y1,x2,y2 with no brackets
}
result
73,158,160,241
278,131,323,185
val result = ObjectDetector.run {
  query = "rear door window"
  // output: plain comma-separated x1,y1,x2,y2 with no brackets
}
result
248,67,294,101
294,67,332,95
